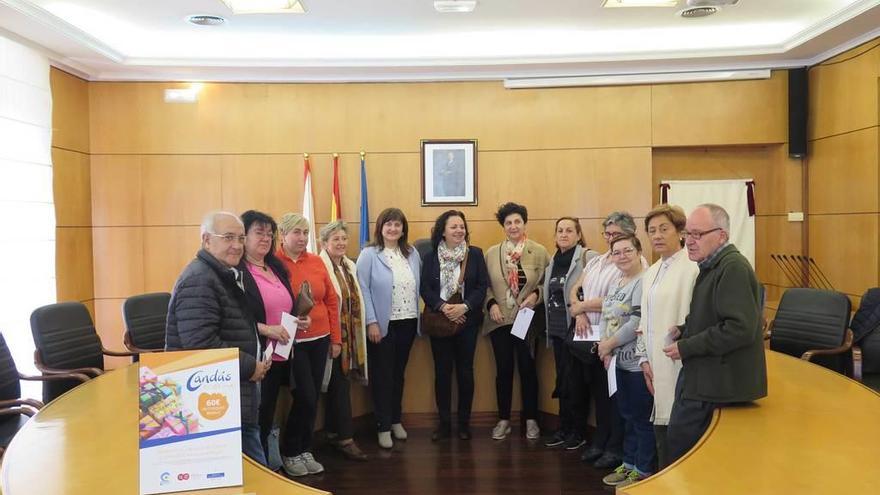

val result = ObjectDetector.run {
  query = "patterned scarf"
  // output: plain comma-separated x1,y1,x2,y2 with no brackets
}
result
332,260,365,380
438,241,467,300
503,237,527,308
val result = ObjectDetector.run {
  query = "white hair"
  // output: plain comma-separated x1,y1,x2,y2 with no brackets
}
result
200,211,242,237
697,203,730,233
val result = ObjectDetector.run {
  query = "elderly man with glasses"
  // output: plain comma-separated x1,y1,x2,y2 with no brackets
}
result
663,203,767,463
165,210,272,466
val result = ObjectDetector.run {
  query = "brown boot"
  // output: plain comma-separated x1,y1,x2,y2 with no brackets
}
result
335,439,368,461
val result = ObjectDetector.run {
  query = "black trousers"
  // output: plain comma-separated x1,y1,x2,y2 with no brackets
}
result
258,359,290,460
667,373,717,464
430,324,478,427
586,355,624,456
284,336,330,456
324,355,355,440
489,326,538,421
367,318,417,432
565,350,592,438
550,335,583,435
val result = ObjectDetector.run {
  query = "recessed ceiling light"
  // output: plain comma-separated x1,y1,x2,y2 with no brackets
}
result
187,15,226,26
602,0,678,7
434,1,477,13
679,6,719,18
220,0,305,15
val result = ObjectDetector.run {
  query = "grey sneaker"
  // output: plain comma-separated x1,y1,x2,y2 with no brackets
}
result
300,452,324,474
491,420,511,440
391,422,408,440
602,464,632,486
282,455,309,477
378,430,393,449
526,419,541,440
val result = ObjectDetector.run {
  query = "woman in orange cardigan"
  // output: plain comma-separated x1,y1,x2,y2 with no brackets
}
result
275,212,342,478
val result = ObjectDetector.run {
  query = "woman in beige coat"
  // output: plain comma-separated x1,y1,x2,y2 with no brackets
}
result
635,204,698,469
484,202,550,441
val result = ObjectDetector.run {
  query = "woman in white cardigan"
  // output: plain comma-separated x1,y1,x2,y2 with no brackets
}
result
319,220,369,461
635,204,699,469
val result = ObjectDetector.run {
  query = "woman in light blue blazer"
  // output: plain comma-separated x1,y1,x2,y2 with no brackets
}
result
355,207,421,449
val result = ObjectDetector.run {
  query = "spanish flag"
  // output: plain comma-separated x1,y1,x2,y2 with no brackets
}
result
330,153,342,221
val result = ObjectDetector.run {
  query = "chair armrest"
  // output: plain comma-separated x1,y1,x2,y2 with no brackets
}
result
34,350,103,377
801,329,854,362
102,346,137,358
0,406,37,417
0,398,43,411
20,371,90,384
852,344,863,382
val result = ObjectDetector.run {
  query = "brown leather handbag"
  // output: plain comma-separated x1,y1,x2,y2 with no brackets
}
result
421,251,469,338
293,280,315,317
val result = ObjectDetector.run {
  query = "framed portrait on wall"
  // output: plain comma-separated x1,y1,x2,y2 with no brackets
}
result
420,139,478,206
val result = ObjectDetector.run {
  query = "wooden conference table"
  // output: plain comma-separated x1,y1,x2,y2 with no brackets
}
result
622,350,880,494
0,364,328,495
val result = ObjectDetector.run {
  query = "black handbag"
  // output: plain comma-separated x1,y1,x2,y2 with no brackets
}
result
564,287,598,364
421,251,469,338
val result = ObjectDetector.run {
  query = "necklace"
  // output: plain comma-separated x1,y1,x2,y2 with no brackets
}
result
246,255,268,271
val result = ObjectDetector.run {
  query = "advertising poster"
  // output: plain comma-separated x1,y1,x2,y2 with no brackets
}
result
138,349,242,494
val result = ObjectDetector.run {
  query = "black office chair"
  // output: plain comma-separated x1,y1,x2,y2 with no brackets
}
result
413,238,432,260
0,332,88,457
122,292,170,359
30,302,136,403
767,288,860,380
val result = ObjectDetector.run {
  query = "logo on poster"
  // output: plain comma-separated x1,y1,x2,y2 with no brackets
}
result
159,472,171,485
186,368,232,392
177,473,190,481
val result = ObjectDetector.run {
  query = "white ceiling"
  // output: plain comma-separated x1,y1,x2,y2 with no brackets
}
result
1,0,880,82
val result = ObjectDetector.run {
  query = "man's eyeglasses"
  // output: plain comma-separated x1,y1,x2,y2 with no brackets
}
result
209,233,246,244
683,227,722,240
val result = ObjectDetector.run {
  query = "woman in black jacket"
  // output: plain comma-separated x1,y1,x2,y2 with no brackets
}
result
420,210,489,441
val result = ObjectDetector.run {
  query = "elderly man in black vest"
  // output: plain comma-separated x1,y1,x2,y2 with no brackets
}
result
663,203,767,463
166,211,272,466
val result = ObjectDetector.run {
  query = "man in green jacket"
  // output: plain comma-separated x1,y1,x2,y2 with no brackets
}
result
662,204,768,463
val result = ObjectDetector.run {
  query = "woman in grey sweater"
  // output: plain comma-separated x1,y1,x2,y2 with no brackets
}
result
596,233,654,489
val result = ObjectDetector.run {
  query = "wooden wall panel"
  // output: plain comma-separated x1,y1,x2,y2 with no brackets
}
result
93,298,134,370
142,156,223,225
808,40,880,141
651,72,789,147
56,227,94,302
52,148,91,227
92,227,144,298
50,68,90,153
220,155,301,217
88,81,653,154
91,155,143,226
142,227,202,293
808,127,879,215
808,214,879,299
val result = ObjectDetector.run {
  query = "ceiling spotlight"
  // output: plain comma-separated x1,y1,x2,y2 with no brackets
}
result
434,1,477,13
187,15,226,26
679,6,719,17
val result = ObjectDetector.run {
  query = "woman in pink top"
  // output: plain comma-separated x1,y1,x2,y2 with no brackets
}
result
238,210,304,471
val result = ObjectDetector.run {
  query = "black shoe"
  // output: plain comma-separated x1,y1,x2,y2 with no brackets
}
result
593,452,623,469
563,434,586,451
580,446,604,463
431,424,451,442
544,430,567,448
458,425,471,440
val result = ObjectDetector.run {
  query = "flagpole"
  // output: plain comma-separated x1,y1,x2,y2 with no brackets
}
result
359,151,370,249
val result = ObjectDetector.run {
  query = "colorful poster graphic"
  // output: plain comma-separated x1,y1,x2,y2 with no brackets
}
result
139,349,242,494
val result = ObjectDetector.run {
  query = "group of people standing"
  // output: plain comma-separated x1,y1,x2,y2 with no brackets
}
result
165,200,767,488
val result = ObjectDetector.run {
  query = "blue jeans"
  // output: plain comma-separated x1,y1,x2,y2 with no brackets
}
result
242,423,268,467
616,368,656,474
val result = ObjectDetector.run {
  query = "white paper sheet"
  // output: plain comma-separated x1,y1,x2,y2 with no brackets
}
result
273,312,298,360
607,355,618,397
510,307,535,340
262,341,275,362
665,327,679,347
573,322,601,342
